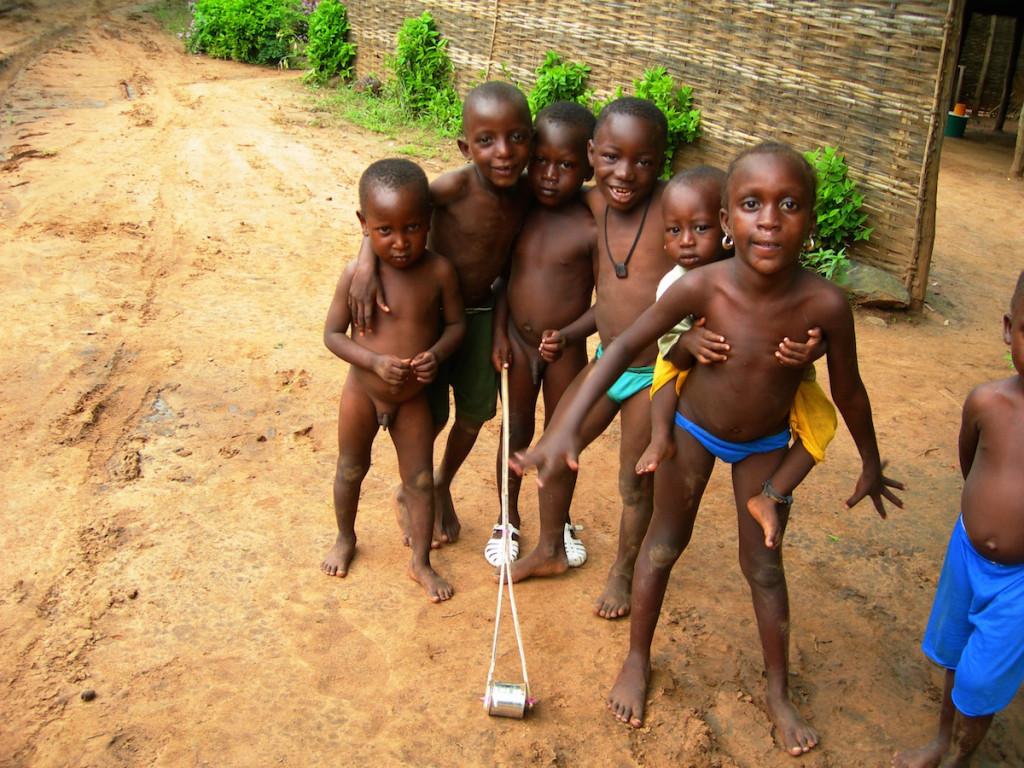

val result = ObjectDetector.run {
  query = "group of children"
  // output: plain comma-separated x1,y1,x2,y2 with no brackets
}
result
319,79,1024,764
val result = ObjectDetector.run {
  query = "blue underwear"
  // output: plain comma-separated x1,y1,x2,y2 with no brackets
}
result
922,514,1024,717
596,344,654,405
674,411,790,464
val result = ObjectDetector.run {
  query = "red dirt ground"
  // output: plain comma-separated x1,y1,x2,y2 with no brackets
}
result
1,2,1023,766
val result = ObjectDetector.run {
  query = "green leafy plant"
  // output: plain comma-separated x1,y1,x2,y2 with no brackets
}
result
185,0,306,67
803,147,873,281
385,12,462,136
595,67,701,177
526,51,592,117
303,0,355,84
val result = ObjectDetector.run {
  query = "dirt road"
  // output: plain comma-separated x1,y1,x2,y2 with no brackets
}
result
1,2,1023,766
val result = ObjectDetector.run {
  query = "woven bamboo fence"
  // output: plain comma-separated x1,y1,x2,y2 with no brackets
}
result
344,0,965,307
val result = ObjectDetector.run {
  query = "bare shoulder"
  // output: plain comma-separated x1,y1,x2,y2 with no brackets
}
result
422,248,457,279
967,376,1024,415
430,166,473,207
584,185,605,215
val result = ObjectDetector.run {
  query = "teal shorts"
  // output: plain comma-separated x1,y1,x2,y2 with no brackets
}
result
596,343,654,404
426,302,498,426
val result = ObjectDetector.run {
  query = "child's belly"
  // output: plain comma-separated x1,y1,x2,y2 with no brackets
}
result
353,367,424,406
678,360,800,442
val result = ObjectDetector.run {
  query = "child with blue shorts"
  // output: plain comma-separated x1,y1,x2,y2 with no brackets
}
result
894,270,1024,768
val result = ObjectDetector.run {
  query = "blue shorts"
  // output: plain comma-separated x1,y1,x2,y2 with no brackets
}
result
922,514,1024,717
596,344,654,404
674,411,790,464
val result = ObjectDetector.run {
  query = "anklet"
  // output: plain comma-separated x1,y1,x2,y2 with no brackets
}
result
762,479,793,507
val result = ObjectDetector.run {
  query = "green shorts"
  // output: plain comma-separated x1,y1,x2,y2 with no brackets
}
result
426,302,498,426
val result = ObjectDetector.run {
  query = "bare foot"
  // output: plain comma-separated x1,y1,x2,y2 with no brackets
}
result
433,485,461,544
767,690,819,756
747,491,783,549
891,739,946,768
394,485,439,549
606,651,650,727
636,436,675,475
408,561,454,603
320,533,356,577
503,545,567,583
593,566,632,619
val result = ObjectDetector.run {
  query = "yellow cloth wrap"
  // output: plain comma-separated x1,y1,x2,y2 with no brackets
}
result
652,354,685,396
651,362,837,464
789,376,837,464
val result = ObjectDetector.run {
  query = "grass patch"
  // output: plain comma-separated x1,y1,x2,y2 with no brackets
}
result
146,0,192,37
308,87,453,160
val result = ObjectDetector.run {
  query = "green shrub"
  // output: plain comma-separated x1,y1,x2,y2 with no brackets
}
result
595,67,701,177
386,12,462,135
527,51,592,117
186,0,305,67
802,146,873,281
304,0,355,84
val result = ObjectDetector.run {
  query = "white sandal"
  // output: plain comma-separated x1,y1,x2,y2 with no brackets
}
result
563,523,587,567
484,524,520,566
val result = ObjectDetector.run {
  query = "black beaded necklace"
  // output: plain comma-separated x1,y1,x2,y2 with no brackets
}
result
603,193,653,278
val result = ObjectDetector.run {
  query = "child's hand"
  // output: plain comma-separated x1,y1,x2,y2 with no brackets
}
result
348,264,389,335
681,318,729,364
776,327,826,367
844,460,906,518
539,330,566,362
410,351,438,383
491,333,511,371
509,428,580,487
373,355,411,386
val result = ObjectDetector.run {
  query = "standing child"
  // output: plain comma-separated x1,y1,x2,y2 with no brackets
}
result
349,82,532,548
637,165,837,550
486,101,597,567
893,271,1024,768
321,158,465,603
508,97,675,622
513,141,903,754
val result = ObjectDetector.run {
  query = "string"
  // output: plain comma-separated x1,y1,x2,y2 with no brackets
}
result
603,192,653,278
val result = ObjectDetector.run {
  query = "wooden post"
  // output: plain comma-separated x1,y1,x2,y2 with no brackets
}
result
971,15,998,117
1012,110,1024,178
994,16,1022,132
909,0,966,311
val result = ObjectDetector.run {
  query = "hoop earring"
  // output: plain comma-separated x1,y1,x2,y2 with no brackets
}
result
722,233,734,249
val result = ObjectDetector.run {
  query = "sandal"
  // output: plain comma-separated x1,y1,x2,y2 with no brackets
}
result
563,523,587,567
484,524,520,566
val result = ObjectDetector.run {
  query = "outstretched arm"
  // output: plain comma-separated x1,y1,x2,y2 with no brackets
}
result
823,296,904,516
512,279,692,484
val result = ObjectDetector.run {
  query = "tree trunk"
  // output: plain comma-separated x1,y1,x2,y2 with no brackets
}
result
1012,110,1024,177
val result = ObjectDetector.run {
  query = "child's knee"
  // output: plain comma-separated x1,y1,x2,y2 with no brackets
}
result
406,469,433,496
335,459,368,487
618,468,651,507
453,415,485,437
741,555,785,590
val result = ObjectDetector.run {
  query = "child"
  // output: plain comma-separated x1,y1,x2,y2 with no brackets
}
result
486,101,597,567
893,271,1024,768
512,141,903,754
637,165,837,550
348,82,532,548
321,158,465,603
507,97,675,621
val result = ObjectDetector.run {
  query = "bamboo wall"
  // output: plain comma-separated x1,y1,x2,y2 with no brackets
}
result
344,0,963,303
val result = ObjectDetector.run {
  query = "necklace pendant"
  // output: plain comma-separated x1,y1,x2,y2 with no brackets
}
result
614,262,628,279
